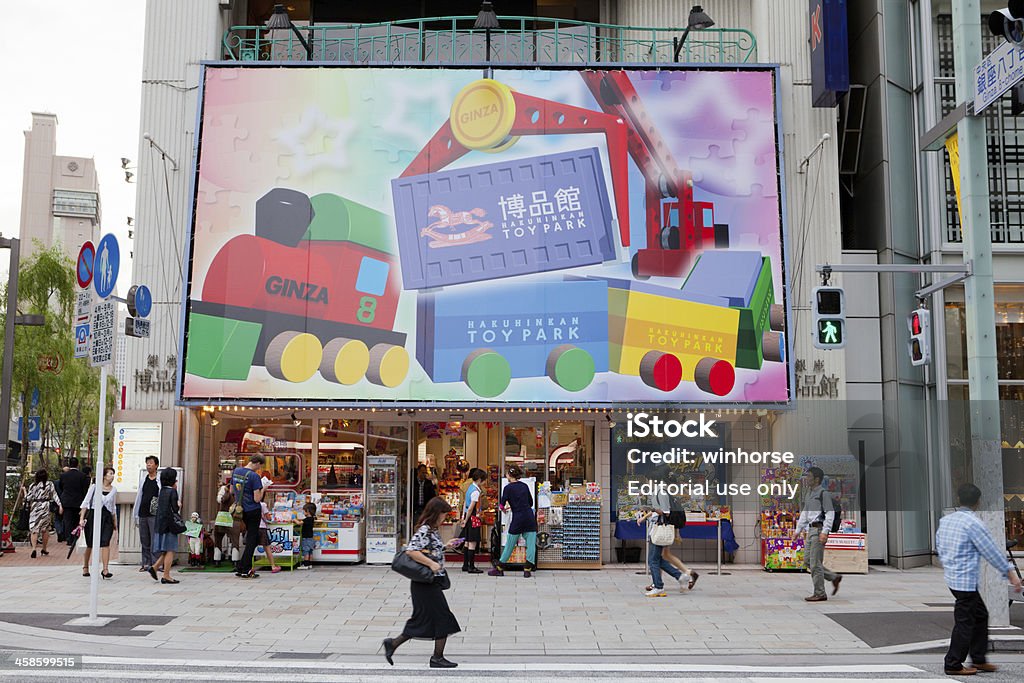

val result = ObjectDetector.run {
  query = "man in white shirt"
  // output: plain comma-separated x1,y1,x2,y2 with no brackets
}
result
794,467,841,602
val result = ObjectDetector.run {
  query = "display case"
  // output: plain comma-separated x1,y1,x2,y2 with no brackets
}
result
312,490,364,563
366,455,399,563
535,482,603,569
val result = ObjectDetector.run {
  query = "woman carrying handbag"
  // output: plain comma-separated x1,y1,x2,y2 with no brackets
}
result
639,485,697,597
382,497,463,669
79,467,117,578
151,468,185,584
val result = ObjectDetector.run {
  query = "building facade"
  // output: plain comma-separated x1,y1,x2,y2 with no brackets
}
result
18,112,101,261
117,0,908,570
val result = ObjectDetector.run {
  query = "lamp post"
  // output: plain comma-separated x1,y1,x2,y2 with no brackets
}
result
0,237,46,541
673,5,716,62
266,3,311,60
475,1,500,76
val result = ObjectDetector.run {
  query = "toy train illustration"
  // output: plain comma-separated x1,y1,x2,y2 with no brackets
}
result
417,250,786,398
186,189,410,388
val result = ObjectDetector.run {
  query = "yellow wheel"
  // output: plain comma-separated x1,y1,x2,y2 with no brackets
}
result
450,79,517,151
320,337,370,385
265,331,323,383
367,344,409,388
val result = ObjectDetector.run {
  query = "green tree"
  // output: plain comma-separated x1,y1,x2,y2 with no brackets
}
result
0,243,113,475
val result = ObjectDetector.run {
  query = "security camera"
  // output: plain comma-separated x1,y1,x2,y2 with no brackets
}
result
989,4,1024,46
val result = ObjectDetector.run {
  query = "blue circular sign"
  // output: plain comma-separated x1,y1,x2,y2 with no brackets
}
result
93,234,120,299
128,284,153,319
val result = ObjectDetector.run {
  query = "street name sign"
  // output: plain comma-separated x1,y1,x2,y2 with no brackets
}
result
974,40,1024,113
125,317,151,338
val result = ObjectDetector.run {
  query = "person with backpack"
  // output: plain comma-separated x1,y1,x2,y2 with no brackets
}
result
794,466,842,602
231,454,266,579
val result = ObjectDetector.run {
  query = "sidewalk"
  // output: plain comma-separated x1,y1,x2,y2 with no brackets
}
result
0,551,1021,661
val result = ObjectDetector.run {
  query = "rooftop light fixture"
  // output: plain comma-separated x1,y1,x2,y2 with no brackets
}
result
266,3,310,60
673,5,716,62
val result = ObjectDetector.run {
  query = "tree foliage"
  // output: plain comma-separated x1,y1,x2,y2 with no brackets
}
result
0,243,114,474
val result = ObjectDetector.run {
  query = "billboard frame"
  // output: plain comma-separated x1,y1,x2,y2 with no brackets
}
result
176,61,794,410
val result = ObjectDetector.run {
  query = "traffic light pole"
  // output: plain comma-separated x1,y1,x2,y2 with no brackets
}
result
814,263,972,300
952,0,1008,628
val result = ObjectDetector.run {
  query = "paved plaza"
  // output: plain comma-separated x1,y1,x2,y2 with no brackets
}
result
0,551,1021,662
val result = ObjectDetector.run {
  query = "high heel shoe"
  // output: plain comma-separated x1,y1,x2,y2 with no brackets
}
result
30,550,37,559
382,638,396,665
101,571,113,580
82,569,90,577
40,550,49,556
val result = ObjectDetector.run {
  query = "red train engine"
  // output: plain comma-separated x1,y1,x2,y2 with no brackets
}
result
186,188,409,388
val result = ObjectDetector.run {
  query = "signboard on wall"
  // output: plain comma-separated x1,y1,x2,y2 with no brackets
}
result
809,0,850,107
181,65,791,405
112,422,162,492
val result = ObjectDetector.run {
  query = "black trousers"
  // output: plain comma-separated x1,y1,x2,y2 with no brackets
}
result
237,508,262,574
63,507,81,545
945,589,989,670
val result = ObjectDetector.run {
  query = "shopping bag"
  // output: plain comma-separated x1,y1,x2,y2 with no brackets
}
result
649,522,676,546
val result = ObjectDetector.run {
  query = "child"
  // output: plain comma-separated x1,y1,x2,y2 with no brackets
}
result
298,503,316,570
259,501,280,574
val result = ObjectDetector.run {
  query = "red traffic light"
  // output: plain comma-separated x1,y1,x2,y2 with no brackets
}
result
910,312,922,335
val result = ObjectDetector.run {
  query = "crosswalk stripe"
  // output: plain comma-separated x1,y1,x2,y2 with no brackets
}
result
79,657,928,673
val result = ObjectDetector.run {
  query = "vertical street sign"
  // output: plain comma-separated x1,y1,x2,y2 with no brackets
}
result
90,300,115,367
73,290,92,359
974,40,1024,113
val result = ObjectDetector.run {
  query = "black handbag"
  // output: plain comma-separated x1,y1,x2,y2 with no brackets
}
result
169,509,187,535
391,550,436,583
16,505,29,532
434,571,451,590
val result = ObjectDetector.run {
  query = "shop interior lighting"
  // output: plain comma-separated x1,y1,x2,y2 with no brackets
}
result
291,413,301,427
210,417,220,426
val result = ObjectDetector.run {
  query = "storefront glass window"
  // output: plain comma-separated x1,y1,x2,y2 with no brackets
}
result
316,418,366,492
546,420,594,490
216,416,312,491
505,423,546,482
945,285,1024,380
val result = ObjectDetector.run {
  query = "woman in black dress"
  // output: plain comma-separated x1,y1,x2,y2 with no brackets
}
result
488,465,538,577
382,497,463,669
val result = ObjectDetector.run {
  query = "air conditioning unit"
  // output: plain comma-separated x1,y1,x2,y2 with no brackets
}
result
219,1,233,9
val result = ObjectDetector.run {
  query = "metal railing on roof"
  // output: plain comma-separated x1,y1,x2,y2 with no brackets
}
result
222,15,757,65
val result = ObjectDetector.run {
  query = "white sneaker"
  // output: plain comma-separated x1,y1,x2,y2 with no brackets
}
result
296,564,310,570
645,587,667,597
677,576,688,592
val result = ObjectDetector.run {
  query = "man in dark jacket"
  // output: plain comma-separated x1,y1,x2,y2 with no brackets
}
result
59,458,89,546
413,464,437,521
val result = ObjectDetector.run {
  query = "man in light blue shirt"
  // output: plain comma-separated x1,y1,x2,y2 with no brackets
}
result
935,483,1021,675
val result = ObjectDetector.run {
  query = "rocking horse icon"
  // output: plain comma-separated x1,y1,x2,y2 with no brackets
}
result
419,204,494,248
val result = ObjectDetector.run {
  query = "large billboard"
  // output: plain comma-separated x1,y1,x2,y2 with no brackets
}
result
180,65,791,405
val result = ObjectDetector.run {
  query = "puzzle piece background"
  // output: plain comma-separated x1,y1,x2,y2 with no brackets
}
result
185,66,788,404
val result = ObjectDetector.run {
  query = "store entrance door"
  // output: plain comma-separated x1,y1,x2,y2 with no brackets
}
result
365,422,410,563
414,422,501,556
